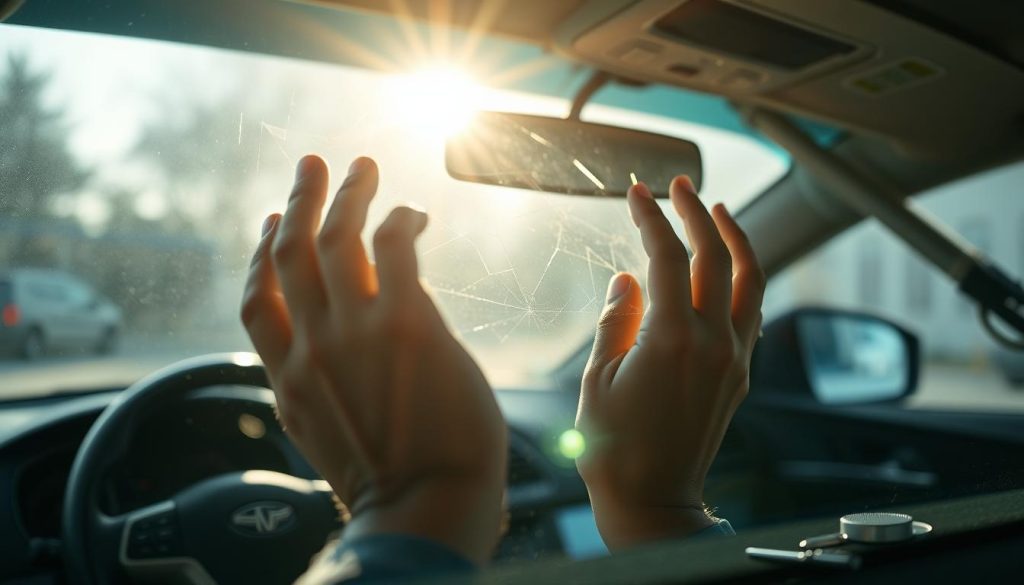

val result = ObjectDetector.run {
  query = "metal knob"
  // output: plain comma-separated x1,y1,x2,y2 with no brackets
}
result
798,512,933,549
841,512,914,543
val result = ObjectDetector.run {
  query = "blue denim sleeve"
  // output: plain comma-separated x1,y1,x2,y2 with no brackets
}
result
296,534,475,584
298,519,733,584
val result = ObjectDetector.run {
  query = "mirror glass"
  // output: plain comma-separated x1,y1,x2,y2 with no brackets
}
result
445,112,702,198
797,314,910,404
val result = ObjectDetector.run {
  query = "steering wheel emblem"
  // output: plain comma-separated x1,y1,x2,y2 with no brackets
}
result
231,501,296,536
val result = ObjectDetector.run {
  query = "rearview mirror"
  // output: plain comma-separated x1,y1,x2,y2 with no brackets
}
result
751,307,920,405
445,112,702,198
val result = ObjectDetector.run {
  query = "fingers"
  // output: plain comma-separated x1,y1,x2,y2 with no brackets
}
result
669,176,732,322
711,204,766,344
241,214,292,371
272,155,330,323
318,157,380,309
626,182,692,316
585,273,644,385
373,206,429,307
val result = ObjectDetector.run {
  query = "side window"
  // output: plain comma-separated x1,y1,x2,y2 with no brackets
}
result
904,253,932,314
27,282,49,302
27,281,67,304
857,238,882,306
64,280,92,306
47,283,69,304
764,162,1024,413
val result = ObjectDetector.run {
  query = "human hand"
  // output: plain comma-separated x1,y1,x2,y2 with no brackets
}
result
575,176,765,550
241,155,507,564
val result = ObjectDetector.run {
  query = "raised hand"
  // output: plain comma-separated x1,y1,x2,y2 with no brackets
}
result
241,155,507,564
576,176,765,550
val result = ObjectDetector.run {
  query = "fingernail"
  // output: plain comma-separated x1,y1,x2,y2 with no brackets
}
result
295,155,317,181
631,182,653,199
402,200,427,214
349,156,370,176
261,214,278,237
675,175,697,194
606,273,631,304
414,208,429,230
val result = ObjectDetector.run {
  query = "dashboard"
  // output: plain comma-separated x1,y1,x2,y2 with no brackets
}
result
4,369,1023,583
0,383,595,582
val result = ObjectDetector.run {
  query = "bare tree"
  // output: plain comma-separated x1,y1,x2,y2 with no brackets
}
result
0,52,89,265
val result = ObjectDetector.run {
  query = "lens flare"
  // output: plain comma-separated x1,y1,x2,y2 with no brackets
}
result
558,429,586,459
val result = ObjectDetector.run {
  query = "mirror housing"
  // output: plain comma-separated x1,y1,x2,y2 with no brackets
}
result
445,112,702,198
751,307,920,405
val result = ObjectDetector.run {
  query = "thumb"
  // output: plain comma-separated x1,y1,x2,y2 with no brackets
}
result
586,273,643,379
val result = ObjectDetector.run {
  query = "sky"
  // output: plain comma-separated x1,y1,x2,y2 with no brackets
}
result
0,22,789,383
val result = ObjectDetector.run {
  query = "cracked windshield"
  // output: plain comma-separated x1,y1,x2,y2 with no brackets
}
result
0,25,786,398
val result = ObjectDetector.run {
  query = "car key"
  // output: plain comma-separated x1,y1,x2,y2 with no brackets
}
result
745,547,862,569
799,532,848,548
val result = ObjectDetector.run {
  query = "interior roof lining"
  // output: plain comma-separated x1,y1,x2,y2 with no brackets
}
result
306,1,1024,72
861,0,1024,71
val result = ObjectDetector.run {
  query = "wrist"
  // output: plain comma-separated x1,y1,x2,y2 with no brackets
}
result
588,493,716,551
341,474,504,565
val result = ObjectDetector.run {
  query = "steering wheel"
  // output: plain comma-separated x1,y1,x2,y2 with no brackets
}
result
62,353,341,585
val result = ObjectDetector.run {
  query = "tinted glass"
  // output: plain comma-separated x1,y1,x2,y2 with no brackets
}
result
766,161,1024,412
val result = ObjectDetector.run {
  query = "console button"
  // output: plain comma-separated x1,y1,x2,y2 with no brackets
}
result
127,510,183,559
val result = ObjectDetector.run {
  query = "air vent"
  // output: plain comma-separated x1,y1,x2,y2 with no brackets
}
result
508,446,544,486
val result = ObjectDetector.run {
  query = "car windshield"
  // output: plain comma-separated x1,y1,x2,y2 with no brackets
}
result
0,24,787,399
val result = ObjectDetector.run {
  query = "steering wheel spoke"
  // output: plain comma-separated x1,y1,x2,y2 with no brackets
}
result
117,500,215,584
64,354,340,585
122,501,183,561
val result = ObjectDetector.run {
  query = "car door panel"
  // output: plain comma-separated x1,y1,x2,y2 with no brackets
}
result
25,281,69,349
724,396,1024,526
65,282,96,345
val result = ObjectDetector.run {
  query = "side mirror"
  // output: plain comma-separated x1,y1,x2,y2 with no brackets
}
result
445,112,702,198
751,307,920,405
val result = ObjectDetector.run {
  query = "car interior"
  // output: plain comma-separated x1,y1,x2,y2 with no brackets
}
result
1,1,1023,584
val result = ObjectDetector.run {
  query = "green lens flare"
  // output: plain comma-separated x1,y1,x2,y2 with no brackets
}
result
558,429,586,459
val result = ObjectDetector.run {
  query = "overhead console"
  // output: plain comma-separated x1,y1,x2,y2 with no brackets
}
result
574,0,872,95
555,0,1024,155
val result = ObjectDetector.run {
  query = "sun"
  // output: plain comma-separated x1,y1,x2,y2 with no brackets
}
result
387,64,484,139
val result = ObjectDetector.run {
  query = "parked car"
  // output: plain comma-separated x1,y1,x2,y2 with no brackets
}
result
0,269,123,360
